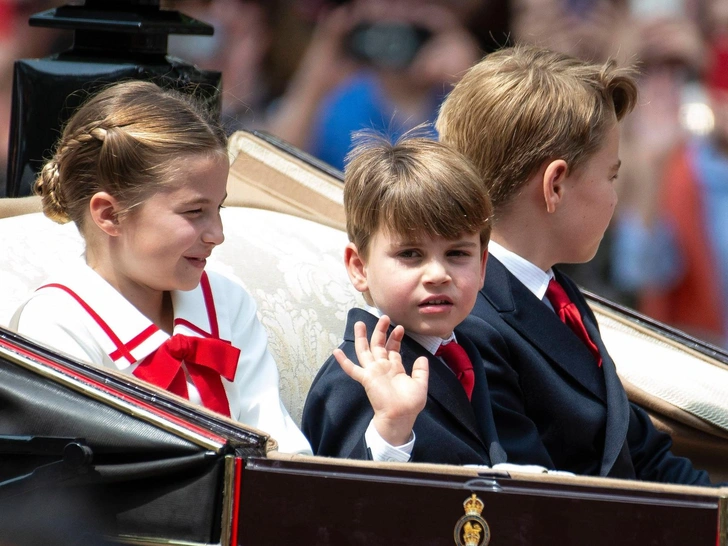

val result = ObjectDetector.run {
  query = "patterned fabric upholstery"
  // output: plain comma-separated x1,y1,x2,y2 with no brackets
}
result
0,208,364,426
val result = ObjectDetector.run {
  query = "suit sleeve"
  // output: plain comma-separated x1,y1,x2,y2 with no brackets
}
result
459,314,555,469
627,403,713,485
301,344,373,460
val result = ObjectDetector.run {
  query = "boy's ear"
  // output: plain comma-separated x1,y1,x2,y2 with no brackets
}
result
89,192,123,236
542,159,569,214
479,246,488,286
344,242,369,294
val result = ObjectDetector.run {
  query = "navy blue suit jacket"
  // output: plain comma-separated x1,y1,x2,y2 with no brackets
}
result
459,255,712,484
302,308,507,465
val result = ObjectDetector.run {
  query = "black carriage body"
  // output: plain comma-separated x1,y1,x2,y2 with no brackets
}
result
0,326,725,546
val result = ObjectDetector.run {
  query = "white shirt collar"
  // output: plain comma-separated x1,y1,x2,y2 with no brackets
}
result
488,241,554,300
365,305,456,355
408,330,456,355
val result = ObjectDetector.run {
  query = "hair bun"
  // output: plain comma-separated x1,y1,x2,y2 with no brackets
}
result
35,158,71,224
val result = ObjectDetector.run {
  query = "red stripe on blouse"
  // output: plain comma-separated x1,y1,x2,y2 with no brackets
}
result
200,272,219,338
38,283,137,365
108,324,159,361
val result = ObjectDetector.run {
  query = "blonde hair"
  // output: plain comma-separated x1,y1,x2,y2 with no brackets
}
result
35,81,227,231
344,131,492,259
436,44,638,214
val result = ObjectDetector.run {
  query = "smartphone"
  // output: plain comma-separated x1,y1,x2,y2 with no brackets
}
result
347,22,433,70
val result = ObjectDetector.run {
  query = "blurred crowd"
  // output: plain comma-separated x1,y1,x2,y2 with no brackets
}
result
2,0,728,348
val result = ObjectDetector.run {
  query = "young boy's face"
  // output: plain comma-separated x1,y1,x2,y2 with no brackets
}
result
346,228,487,339
556,123,621,264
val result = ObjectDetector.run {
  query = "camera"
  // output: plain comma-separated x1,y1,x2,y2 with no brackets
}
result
346,22,433,69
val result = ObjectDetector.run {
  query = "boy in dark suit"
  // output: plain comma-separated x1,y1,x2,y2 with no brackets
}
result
436,44,713,484
302,133,512,466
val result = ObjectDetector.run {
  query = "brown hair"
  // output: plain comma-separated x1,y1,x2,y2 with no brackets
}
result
35,80,227,231
436,44,638,214
344,130,492,259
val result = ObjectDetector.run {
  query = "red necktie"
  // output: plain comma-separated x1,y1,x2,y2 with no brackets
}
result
436,341,475,400
545,278,602,367
133,334,241,417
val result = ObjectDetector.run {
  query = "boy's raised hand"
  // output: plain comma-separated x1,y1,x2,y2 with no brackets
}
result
334,315,429,447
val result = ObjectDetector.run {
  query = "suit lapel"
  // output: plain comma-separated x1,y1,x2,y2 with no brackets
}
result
344,309,486,450
421,343,485,445
564,278,630,476
458,332,505,463
483,257,606,402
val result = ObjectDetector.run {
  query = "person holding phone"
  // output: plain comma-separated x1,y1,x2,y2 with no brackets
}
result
265,0,481,171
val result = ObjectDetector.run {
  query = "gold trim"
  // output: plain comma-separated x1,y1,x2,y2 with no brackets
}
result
590,301,728,372
0,344,224,452
719,496,727,546
219,455,237,546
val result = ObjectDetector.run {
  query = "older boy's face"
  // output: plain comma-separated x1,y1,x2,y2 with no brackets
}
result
351,229,487,339
557,123,620,263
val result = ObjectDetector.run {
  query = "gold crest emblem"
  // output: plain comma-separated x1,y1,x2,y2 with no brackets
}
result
454,494,490,546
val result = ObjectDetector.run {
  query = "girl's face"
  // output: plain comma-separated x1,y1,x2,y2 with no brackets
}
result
106,153,229,303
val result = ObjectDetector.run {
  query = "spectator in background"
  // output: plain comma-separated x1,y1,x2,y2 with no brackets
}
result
612,27,728,348
0,1,19,194
0,0,69,196
266,0,482,171
511,0,623,63
165,0,278,133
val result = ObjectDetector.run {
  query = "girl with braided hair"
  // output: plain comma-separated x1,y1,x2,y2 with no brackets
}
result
11,80,311,454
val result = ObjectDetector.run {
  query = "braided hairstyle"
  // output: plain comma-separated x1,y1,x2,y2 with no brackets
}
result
35,81,227,231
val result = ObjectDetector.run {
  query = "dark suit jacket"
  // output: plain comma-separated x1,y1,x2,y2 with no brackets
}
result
302,308,507,465
459,255,712,484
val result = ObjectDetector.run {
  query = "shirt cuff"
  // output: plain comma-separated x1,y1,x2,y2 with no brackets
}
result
364,419,415,462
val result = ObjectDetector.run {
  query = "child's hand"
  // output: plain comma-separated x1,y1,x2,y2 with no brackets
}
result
334,315,429,447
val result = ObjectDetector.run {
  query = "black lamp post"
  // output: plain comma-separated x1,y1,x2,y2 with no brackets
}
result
5,0,222,197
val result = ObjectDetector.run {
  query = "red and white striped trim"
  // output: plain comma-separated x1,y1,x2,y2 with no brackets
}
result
38,271,220,365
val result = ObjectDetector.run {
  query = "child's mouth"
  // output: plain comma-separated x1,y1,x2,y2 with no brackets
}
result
185,257,207,268
418,299,453,312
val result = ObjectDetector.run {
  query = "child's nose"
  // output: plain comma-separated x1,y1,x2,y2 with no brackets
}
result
203,214,225,245
423,259,450,283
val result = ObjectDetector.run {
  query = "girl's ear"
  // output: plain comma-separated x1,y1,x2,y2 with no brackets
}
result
343,242,369,295
542,159,569,214
89,192,123,236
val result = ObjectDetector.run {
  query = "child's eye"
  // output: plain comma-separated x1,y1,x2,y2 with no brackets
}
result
448,250,471,257
184,208,203,215
397,249,420,259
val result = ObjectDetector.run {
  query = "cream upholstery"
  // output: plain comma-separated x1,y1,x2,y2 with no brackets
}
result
208,207,364,424
0,208,363,426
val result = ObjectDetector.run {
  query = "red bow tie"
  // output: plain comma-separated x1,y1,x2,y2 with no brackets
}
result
133,334,240,417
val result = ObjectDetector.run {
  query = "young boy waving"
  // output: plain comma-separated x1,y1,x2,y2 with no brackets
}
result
437,44,714,484
302,134,511,466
